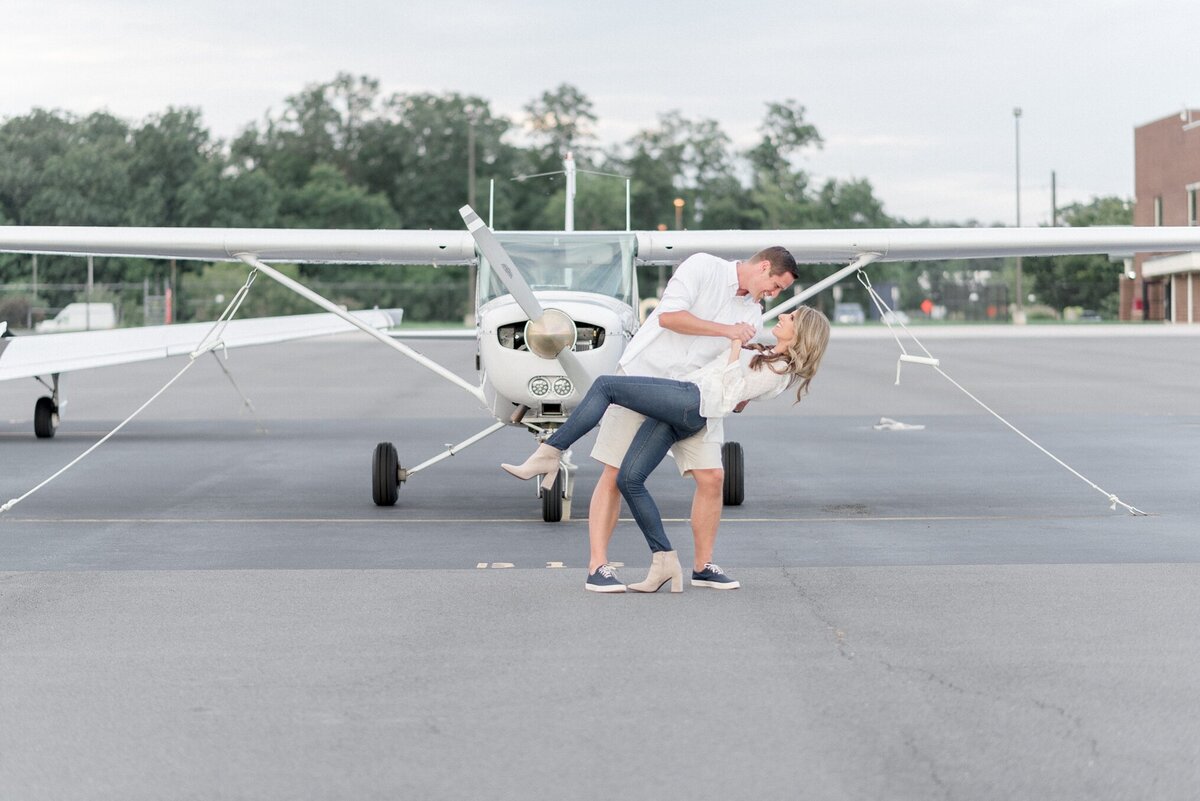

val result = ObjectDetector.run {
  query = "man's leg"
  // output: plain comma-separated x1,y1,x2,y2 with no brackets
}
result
587,464,621,573
689,467,724,572
584,404,646,591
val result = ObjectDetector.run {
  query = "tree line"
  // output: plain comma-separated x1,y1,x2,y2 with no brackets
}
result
0,74,1127,324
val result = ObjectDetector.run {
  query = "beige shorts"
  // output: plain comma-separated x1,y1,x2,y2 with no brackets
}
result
590,404,723,476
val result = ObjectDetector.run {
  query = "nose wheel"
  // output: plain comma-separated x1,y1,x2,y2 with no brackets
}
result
540,467,572,523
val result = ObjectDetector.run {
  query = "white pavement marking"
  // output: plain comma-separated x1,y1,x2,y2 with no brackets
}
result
2,513,1130,524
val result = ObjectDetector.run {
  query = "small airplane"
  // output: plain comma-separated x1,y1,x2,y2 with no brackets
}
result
3,161,1200,520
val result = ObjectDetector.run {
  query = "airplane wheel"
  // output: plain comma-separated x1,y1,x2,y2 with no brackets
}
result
722,441,744,506
541,471,563,522
372,442,400,506
34,396,58,439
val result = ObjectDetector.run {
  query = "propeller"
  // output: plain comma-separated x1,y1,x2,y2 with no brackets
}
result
458,206,592,392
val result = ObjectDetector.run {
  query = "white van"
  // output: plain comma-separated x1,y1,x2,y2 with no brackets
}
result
35,302,117,333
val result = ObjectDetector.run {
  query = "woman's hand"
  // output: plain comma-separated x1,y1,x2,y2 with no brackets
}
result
726,321,756,342
728,338,742,363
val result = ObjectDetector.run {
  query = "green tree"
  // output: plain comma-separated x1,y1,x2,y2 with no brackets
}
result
620,111,740,231
278,163,398,229
127,107,213,225
370,92,514,228
1025,197,1132,314
0,109,79,225
21,112,134,226
232,73,384,191
744,100,822,225
523,83,598,168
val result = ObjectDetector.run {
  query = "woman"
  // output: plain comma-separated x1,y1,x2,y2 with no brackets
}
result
502,306,831,592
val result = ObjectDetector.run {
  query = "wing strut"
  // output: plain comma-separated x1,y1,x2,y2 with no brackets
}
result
234,254,486,405
764,252,881,323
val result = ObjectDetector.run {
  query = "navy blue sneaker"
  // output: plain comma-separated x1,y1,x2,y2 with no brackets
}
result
586,564,626,593
691,563,740,589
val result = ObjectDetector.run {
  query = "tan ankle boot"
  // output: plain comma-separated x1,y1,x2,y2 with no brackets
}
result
627,550,683,593
501,443,562,489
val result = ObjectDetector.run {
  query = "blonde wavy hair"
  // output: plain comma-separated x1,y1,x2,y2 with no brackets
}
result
747,305,830,403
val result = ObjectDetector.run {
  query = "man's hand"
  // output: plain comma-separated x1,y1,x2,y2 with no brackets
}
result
727,322,756,342
659,312,757,343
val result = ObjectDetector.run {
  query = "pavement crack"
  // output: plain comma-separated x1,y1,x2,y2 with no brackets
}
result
903,729,952,800
1030,695,1101,762
779,563,855,661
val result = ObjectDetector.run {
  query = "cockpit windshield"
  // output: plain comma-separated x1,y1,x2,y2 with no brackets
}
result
477,233,637,306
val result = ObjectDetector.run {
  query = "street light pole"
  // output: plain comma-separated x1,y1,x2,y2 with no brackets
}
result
1013,107,1024,324
465,120,477,325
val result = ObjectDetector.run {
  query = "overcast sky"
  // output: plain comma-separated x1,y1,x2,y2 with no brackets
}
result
4,0,1197,226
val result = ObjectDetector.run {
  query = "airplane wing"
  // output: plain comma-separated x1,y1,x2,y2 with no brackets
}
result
2,224,1199,267
0,309,401,382
0,227,474,265
634,226,1200,264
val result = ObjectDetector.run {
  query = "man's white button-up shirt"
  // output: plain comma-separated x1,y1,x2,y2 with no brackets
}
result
619,253,764,382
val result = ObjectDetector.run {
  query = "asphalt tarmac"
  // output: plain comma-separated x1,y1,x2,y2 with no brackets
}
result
2,325,1199,800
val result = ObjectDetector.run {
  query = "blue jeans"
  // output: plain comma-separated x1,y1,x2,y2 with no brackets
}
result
546,375,706,553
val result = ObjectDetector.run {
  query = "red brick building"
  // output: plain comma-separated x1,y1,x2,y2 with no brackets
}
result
1124,110,1200,322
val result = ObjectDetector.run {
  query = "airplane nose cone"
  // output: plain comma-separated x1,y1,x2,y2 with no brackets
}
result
525,309,577,359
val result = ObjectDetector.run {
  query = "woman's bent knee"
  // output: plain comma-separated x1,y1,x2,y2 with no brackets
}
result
616,471,647,498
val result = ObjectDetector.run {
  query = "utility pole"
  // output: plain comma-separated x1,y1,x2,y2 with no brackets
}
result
1013,107,1025,324
465,120,477,325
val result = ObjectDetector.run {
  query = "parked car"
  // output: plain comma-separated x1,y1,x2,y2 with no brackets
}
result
833,302,865,325
35,302,117,333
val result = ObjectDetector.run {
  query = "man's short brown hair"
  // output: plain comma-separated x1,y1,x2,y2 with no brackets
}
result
749,246,799,279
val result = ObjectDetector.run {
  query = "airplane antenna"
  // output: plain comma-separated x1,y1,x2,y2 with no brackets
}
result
510,160,629,231
489,179,495,229
564,152,576,232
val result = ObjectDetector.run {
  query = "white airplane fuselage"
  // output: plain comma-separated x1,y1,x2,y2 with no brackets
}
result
477,291,636,427
469,230,641,430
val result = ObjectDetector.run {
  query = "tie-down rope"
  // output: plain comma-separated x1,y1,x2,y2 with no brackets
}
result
856,270,1146,516
1,268,261,515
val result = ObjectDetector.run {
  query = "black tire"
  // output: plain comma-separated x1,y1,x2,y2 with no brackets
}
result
372,442,400,506
34,396,58,439
722,441,744,506
541,471,563,523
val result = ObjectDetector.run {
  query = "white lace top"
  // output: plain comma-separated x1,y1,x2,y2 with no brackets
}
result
683,348,791,440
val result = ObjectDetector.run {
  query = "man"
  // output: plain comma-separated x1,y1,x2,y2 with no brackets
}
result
585,246,799,592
